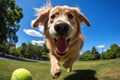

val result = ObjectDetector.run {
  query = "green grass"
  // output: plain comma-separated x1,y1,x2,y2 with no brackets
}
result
0,58,120,80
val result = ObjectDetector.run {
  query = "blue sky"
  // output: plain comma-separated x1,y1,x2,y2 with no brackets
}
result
15,0,120,53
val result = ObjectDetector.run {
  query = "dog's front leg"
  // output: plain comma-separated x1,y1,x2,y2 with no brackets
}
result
50,53,61,79
63,58,75,72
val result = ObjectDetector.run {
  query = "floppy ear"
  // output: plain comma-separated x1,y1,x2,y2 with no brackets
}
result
32,9,51,28
32,3,52,28
79,12,91,27
72,8,90,27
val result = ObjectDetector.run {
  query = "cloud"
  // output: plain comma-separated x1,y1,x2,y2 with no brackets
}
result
23,29,43,37
31,40,45,46
38,25,44,33
97,45,105,49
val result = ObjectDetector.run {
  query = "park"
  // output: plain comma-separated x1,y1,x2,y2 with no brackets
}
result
0,0,120,80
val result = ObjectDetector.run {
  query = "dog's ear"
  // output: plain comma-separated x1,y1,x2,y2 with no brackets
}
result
32,9,51,28
72,8,90,27
32,3,52,28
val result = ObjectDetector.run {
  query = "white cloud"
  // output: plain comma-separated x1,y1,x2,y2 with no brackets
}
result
38,25,44,33
97,45,105,49
31,40,45,46
23,29,43,37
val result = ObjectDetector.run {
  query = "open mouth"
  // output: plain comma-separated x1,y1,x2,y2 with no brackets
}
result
54,37,70,57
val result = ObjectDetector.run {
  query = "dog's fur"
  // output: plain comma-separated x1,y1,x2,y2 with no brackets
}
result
32,2,90,78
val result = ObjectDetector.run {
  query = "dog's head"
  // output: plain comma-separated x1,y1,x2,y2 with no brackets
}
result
32,3,90,57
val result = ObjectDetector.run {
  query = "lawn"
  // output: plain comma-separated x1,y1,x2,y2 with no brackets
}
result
0,58,120,80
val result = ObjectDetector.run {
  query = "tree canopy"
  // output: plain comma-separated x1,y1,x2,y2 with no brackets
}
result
0,0,23,44
80,44,120,61
9,43,49,60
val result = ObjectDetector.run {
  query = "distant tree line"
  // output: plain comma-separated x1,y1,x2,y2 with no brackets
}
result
80,43,120,61
80,47,100,61
8,43,49,61
0,42,120,61
6,43,120,61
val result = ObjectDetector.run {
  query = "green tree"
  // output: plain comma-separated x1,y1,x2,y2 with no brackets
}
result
25,44,33,59
0,0,23,44
103,49,112,59
110,44,120,58
80,50,94,61
113,47,120,58
0,40,7,55
16,46,22,57
102,44,120,59
25,44,42,59
9,46,16,56
40,44,49,60
21,43,27,57
33,45,42,59
91,47,100,60
8,43,49,60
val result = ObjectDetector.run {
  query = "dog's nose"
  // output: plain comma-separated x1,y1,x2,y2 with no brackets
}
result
54,22,69,35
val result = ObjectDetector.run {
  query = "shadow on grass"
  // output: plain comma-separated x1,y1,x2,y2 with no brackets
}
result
64,69,98,80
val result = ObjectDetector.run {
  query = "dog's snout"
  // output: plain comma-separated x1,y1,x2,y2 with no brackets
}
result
54,22,69,35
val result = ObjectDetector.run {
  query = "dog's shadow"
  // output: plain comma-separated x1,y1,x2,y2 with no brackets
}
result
64,69,98,80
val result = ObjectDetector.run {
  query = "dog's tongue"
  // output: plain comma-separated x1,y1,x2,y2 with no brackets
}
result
56,37,68,53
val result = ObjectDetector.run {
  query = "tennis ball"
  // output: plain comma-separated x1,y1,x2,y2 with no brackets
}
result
11,68,32,80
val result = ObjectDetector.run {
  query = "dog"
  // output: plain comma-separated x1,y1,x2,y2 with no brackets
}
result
32,2,90,79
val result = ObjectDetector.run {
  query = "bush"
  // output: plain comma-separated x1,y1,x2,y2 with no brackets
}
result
101,44,120,59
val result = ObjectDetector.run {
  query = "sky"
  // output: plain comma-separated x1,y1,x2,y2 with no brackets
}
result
15,0,120,53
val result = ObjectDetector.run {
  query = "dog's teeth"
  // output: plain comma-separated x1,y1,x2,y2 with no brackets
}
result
65,47,69,52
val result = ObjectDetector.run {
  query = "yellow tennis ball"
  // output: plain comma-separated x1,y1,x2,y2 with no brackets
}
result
11,68,32,80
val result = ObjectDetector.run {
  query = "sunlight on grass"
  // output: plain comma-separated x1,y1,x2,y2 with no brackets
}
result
0,58,120,80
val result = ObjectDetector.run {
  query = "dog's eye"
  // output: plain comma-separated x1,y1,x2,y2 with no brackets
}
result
50,14,56,19
67,13,73,19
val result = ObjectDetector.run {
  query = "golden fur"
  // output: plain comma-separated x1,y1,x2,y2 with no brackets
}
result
32,3,90,79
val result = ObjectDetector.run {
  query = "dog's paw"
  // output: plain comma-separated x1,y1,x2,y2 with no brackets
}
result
51,67,61,79
67,67,72,72
63,63,72,72
63,62,72,69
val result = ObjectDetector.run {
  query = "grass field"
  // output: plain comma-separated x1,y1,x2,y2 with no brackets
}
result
0,58,120,80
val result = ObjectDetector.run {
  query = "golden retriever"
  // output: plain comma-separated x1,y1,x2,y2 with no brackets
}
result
32,2,90,79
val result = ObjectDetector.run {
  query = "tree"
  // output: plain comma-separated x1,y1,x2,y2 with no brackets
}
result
9,46,16,56
0,0,23,44
110,44,120,58
80,50,94,61
0,40,7,55
25,44,42,59
8,42,49,60
91,47,98,54
101,44,120,59
91,47,100,60
40,44,49,60
16,46,22,57
103,49,112,59
21,43,27,57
